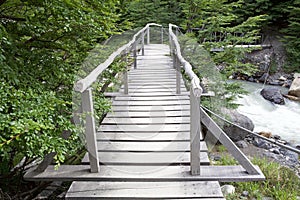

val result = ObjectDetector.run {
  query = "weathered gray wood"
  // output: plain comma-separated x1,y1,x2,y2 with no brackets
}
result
169,24,202,97
200,107,260,175
96,131,194,141
176,57,181,94
141,32,145,56
96,141,208,152
66,181,223,199
106,110,190,118
75,23,162,92
102,116,190,124
114,95,189,101
99,124,190,132
81,152,210,165
82,88,100,173
147,27,150,44
112,105,190,112
190,88,201,175
24,165,264,182
123,70,128,94
133,42,137,69
112,100,189,106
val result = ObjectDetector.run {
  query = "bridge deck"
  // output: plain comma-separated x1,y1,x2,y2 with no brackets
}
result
67,44,223,199
24,44,264,199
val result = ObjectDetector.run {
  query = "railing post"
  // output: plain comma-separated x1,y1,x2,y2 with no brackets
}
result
147,26,150,44
133,41,137,69
82,88,100,173
142,32,145,56
124,49,129,94
176,56,181,94
190,88,201,175
161,26,164,44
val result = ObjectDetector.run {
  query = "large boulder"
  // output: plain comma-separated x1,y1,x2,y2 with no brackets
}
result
222,109,255,142
288,73,300,98
260,88,285,105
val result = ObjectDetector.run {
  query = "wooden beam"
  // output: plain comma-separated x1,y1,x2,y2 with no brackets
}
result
200,107,260,175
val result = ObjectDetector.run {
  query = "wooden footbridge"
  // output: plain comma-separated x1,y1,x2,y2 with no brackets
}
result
25,24,264,199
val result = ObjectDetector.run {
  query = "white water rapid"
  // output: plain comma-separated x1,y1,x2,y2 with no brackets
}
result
235,81,300,144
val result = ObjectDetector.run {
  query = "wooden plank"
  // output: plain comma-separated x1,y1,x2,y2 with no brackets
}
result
106,110,190,118
121,85,186,89
118,88,187,93
105,92,190,97
96,131,199,141
112,100,189,106
112,105,190,111
96,141,208,152
81,152,210,165
24,165,265,182
102,116,190,124
114,96,189,101
65,181,224,199
99,124,190,132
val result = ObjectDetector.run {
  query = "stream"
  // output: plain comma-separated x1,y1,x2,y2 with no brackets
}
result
235,80,300,145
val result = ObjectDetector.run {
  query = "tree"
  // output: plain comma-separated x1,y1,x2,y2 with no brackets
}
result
0,1,124,196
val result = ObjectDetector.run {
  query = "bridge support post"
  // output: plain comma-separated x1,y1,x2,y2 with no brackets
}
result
124,49,129,94
176,56,181,94
82,88,100,173
161,26,164,44
147,27,150,44
133,42,137,69
142,32,145,56
190,88,201,175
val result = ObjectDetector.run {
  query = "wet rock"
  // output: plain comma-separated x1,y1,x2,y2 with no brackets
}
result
262,197,274,200
260,88,285,105
222,109,254,142
248,76,255,82
288,73,300,97
270,148,280,155
212,155,222,161
279,76,287,81
236,140,248,148
221,185,235,196
258,73,269,83
272,135,281,140
242,191,249,197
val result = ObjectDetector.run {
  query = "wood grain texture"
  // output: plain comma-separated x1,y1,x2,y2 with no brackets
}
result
66,181,223,199
25,165,264,182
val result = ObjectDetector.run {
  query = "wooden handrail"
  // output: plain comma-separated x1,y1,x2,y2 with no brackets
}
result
74,23,162,93
168,23,203,97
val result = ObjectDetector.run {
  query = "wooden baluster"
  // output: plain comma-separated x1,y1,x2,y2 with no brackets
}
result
82,88,100,173
176,56,181,94
190,88,201,175
147,27,150,44
133,42,137,69
161,26,164,44
142,32,145,56
124,49,129,94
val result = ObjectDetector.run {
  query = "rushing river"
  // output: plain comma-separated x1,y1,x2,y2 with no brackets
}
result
235,81,300,144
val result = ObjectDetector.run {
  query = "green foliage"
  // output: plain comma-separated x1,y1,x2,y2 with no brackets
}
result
0,0,125,179
226,158,300,199
126,0,183,27
281,0,300,72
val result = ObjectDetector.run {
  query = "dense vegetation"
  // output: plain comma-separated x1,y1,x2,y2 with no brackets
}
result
0,0,299,198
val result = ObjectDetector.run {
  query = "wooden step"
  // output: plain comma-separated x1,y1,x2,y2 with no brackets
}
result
81,151,210,165
99,124,190,132
112,105,190,111
96,131,199,141
24,165,264,182
114,96,189,101
96,141,208,152
102,116,190,124
65,181,224,199
112,100,189,106
106,110,190,118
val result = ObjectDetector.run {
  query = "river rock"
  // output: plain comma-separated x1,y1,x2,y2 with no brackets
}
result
221,185,235,196
288,73,300,97
260,88,285,105
222,109,254,142
258,73,269,83
236,140,248,148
